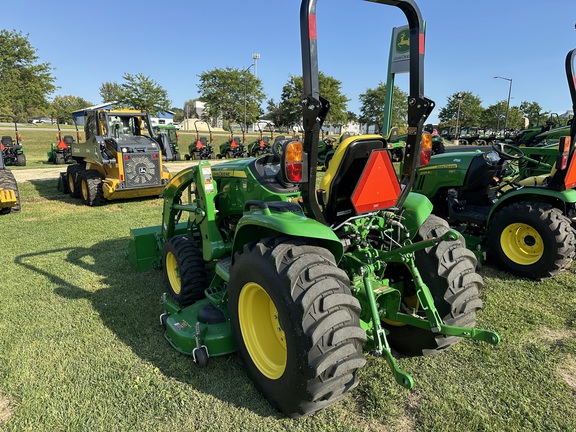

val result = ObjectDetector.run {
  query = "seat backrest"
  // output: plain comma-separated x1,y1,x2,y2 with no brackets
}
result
63,135,75,145
1,136,13,147
319,135,387,225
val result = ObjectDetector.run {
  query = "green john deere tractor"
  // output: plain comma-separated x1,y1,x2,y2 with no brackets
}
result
413,48,576,280
127,0,499,417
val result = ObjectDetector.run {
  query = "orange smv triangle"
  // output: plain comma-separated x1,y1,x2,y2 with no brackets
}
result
351,149,401,214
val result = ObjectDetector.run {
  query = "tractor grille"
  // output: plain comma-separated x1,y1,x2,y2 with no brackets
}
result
123,154,161,188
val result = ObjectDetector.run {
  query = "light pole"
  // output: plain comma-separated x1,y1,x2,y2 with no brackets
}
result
243,63,255,134
252,53,260,77
493,76,512,129
455,92,464,141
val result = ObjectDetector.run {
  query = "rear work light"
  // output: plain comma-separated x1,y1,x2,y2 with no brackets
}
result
419,133,432,166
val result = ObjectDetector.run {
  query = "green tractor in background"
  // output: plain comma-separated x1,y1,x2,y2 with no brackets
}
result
47,118,77,165
154,124,181,161
185,120,215,160
217,125,246,159
0,115,26,167
413,49,576,280
127,0,499,417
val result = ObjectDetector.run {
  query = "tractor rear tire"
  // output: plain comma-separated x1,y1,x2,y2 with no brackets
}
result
0,169,20,214
385,214,484,356
55,152,65,165
67,164,84,198
17,153,26,166
80,170,105,206
228,237,366,418
487,202,575,279
162,235,207,307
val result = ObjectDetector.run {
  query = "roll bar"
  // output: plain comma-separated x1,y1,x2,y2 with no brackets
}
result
299,0,434,221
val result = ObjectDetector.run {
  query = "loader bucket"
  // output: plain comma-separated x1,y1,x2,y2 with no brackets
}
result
127,225,162,271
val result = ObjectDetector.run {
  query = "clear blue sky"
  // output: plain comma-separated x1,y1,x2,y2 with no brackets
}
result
2,0,575,124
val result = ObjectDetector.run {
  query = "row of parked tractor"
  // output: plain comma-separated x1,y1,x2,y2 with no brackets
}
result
3,0,576,420
439,113,572,148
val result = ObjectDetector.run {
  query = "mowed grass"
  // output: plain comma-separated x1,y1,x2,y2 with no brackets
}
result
0,131,575,430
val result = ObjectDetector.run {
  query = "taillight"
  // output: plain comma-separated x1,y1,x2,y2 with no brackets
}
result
419,133,432,166
284,141,304,183
77,133,82,141
558,136,571,170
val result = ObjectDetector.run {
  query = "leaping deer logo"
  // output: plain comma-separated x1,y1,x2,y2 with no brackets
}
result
396,30,410,53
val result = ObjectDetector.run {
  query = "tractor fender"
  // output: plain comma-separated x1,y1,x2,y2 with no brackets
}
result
233,211,343,264
489,187,576,220
402,192,434,239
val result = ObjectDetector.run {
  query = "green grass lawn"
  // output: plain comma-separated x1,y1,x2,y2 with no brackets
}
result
0,131,575,431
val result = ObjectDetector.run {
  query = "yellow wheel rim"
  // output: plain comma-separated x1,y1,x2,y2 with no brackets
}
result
81,179,88,201
68,174,75,193
238,282,286,379
500,222,544,265
165,251,181,295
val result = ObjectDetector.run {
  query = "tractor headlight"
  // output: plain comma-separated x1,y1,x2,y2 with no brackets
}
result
122,147,128,153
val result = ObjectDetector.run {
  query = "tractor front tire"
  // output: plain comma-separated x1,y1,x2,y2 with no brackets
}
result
16,153,26,166
385,214,484,356
228,238,366,418
162,235,207,307
80,170,105,206
487,202,575,279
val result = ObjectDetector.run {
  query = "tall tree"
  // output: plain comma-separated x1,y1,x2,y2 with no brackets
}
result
278,72,349,129
481,101,524,130
50,95,92,123
120,73,171,113
438,91,484,127
0,30,56,120
358,82,408,133
99,82,123,103
99,74,171,113
263,98,284,130
198,67,265,126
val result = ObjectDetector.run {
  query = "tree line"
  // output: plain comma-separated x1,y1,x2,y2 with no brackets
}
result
0,30,549,132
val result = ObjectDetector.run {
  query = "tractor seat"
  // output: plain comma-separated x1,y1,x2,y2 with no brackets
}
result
318,134,389,225
1,136,14,148
199,137,208,145
63,135,75,145
517,164,557,187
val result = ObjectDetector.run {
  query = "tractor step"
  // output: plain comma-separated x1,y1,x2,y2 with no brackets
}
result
449,204,490,225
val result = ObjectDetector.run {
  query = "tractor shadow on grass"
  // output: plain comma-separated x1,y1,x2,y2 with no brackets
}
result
14,239,279,418
27,178,163,207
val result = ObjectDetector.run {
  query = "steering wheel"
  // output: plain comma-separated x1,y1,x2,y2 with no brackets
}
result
272,138,285,161
491,141,524,161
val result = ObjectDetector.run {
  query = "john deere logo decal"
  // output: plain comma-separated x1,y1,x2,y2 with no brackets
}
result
396,29,410,53
139,166,147,174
